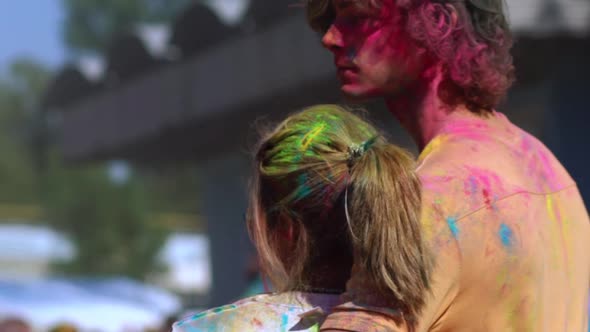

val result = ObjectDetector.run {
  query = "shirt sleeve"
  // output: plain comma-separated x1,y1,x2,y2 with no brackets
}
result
320,309,409,332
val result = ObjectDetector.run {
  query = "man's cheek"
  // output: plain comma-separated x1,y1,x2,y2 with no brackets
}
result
359,64,391,88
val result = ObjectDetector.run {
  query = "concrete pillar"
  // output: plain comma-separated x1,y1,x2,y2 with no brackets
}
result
199,152,254,307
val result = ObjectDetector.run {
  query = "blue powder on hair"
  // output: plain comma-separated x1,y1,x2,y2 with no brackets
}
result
296,174,312,199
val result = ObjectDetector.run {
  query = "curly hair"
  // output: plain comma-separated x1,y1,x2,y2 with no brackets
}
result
307,0,515,112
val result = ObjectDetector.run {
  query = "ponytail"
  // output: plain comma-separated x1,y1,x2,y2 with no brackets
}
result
347,142,433,319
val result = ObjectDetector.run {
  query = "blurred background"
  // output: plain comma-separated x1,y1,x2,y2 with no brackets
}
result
0,0,588,331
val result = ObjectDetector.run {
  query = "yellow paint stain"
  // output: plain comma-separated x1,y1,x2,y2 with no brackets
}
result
496,268,509,287
546,194,572,281
418,134,447,162
300,122,327,151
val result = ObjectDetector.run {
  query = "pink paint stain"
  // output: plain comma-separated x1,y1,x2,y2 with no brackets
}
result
538,151,560,191
443,119,491,142
520,133,533,153
463,167,506,211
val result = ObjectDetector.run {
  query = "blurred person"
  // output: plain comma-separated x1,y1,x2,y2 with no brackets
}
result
49,323,77,332
157,315,178,332
0,317,31,332
305,0,590,330
172,104,432,331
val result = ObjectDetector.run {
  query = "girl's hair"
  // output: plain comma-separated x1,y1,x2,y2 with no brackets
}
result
247,104,433,318
307,0,514,113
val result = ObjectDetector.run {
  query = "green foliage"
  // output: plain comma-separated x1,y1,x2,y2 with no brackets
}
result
0,58,50,205
45,158,168,279
0,0,209,279
142,166,201,214
0,57,170,279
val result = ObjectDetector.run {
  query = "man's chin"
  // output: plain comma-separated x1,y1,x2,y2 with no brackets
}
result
340,85,381,102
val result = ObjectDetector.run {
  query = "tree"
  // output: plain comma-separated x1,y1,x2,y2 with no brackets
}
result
0,57,168,279
62,0,193,53
45,160,168,279
0,59,50,205
39,0,207,279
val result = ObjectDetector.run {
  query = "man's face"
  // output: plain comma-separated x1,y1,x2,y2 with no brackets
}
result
322,0,427,100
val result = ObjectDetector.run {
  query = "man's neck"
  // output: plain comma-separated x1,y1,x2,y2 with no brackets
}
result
384,69,477,151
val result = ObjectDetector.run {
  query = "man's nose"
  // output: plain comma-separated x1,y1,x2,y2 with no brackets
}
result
321,25,344,51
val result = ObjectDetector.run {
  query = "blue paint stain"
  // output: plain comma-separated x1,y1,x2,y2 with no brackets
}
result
499,223,513,248
191,311,208,320
447,217,459,238
280,313,289,332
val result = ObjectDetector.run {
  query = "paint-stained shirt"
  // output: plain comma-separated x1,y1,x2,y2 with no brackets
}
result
173,292,342,332
322,111,590,331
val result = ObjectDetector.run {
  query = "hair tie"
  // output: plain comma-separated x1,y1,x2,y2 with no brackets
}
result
347,135,379,168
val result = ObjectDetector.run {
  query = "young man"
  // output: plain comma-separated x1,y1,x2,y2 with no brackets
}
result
306,0,590,330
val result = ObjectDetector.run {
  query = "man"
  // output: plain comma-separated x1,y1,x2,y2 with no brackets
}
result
305,0,590,330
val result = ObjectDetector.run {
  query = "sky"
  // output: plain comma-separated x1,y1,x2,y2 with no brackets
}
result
0,0,248,73
0,0,65,71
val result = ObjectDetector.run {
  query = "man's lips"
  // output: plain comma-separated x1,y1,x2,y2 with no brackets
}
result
337,66,358,81
335,59,355,69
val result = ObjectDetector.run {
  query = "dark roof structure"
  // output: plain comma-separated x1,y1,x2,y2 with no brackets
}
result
42,66,98,110
105,33,164,83
170,3,237,58
43,0,590,164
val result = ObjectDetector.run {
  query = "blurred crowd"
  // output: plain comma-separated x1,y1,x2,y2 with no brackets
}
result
0,315,178,332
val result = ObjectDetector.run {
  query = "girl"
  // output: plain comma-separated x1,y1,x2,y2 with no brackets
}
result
173,104,432,331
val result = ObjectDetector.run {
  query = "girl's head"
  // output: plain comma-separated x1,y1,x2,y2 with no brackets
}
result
248,104,433,318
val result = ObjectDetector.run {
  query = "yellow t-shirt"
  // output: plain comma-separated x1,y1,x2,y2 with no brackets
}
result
323,111,590,331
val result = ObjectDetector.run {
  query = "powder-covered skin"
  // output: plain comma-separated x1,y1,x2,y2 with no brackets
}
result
172,292,342,332
323,111,590,331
